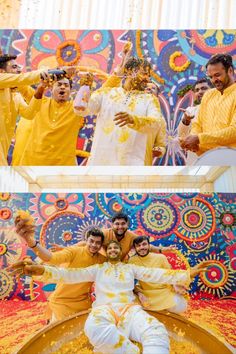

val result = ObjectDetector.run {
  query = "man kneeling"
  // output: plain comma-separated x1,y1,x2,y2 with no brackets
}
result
129,236,187,313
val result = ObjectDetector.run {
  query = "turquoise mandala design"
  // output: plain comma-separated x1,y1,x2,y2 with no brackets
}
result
138,200,180,238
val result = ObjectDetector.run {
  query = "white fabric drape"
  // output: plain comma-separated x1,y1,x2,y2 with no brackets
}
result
214,167,236,192
0,167,29,192
18,0,236,29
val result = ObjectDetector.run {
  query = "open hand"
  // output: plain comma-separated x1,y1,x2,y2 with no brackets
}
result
7,258,45,277
190,261,213,278
49,243,66,252
79,73,94,88
114,112,134,127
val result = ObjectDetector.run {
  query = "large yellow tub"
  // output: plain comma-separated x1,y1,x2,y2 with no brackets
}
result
16,310,233,354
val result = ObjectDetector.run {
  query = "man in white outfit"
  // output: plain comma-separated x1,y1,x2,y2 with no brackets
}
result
9,240,210,354
74,57,162,166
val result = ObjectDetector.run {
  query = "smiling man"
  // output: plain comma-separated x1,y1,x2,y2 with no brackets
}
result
15,214,106,321
180,54,236,155
101,212,173,261
9,240,210,354
129,236,187,314
18,76,84,165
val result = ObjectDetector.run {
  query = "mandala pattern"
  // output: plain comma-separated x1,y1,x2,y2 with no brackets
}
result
95,193,124,217
138,200,180,238
29,193,94,225
215,203,236,232
197,256,235,298
176,198,215,242
40,211,86,248
2,29,235,165
0,270,17,300
0,229,23,267
0,192,235,300
183,238,212,253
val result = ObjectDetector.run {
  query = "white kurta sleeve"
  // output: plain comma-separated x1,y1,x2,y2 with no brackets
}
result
131,264,190,286
39,264,99,283
129,95,163,134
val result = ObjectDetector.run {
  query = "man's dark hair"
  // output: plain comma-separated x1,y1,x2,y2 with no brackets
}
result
111,211,129,223
0,54,17,70
133,236,150,247
206,54,234,71
193,77,212,90
85,227,104,243
107,239,122,250
124,57,152,72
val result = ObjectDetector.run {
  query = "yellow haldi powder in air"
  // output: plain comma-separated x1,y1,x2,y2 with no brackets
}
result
16,209,34,225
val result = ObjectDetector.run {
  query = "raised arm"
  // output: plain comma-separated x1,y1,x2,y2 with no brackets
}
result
131,261,211,286
15,212,52,262
8,259,98,284
131,264,190,286
0,70,45,88
42,264,98,283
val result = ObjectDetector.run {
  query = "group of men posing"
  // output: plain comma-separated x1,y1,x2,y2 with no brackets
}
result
0,45,235,166
11,211,210,354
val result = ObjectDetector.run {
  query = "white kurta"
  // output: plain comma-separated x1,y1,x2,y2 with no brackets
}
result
42,262,190,307
75,87,162,165
41,263,190,353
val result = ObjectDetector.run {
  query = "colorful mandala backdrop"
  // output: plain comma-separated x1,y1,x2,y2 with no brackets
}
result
1,29,236,165
0,192,235,301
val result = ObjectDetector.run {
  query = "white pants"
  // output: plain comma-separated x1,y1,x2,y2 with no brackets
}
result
168,294,187,314
84,304,169,354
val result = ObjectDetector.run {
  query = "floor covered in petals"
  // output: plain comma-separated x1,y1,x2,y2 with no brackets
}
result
1,299,235,354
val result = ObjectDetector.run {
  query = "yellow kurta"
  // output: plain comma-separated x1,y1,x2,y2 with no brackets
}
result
19,97,84,165
102,74,166,165
12,86,35,165
102,228,138,261
191,83,236,154
47,245,106,320
129,253,177,311
0,71,41,159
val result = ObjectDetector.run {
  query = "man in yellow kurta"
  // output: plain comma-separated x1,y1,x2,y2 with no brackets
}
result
19,77,84,165
14,213,106,321
180,54,236,155
0,54,48,161
73,212,173,261
129,236,187,313
11,82,35,165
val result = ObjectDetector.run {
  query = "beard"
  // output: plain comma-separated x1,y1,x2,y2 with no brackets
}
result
137,249,149,257
113,229,127,239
